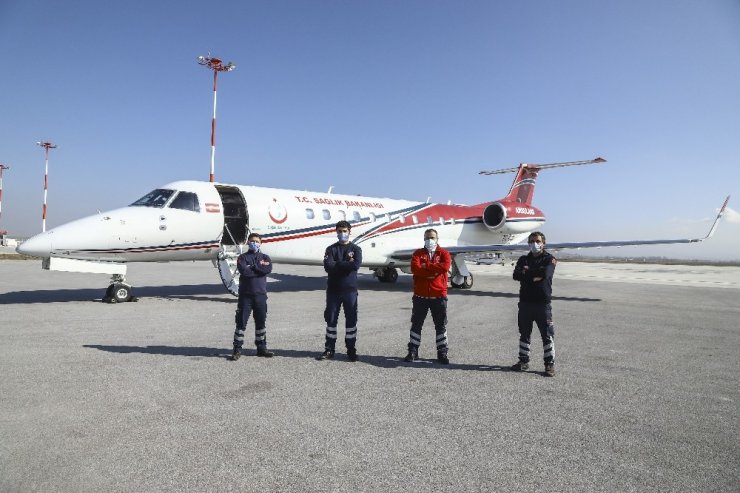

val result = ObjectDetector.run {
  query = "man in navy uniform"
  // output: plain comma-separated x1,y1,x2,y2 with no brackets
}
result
230,233,274,361
317,220,363,362
511,231,557,376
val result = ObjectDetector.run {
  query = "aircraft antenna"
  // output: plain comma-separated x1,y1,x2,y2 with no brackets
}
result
479,156,606,175
197,54,236,183
36,141,57,232
0,163,9,224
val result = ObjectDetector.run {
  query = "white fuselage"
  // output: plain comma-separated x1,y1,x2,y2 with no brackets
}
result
17,180,541,268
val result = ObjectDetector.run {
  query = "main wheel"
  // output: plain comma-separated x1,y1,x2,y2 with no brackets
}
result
383,268,398,283
450,274,474,289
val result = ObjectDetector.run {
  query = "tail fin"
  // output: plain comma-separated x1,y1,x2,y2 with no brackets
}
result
479,157,606,205
505,165,539,204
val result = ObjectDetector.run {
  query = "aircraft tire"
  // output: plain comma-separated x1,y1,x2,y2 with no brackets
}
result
451,274,474,290
111,283,132,303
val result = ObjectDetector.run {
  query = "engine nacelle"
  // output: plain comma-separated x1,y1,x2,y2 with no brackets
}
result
482,202,545,234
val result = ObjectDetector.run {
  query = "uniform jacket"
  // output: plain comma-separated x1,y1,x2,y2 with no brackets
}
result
237,249,273,297
411,246,451,298
513,250,556,303
323,242,363,292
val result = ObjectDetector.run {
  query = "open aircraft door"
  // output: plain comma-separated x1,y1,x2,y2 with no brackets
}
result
215,186,249,296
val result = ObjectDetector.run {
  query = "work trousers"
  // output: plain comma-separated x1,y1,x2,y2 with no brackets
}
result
517,302,555,364
324,290,358,352
408,295,448,354
234,294,268,350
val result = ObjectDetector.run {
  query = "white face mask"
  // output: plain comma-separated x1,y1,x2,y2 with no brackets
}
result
248,241,260,252
528,242,543,254
424,238,437,250
337,232,350,242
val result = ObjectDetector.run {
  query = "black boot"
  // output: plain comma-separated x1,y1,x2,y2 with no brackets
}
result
316,350,335,360
347,348,358,362
404,350,418,362
256,346,274,358
437,351,449,364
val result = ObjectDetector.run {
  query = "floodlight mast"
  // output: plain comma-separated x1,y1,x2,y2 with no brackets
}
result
197,55,235,183
0,163,9,222
36,141,57,232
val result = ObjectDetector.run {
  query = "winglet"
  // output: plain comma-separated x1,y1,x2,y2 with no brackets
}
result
704,195,730,240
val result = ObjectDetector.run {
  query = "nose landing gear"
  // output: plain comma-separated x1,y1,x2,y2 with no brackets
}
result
102,274,136,303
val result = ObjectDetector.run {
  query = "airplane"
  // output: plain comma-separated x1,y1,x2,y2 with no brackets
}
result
16,157,730,303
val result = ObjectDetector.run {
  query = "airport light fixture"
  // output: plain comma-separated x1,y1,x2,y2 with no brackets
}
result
37,141,57,232
197,54,236,183
0,163,9,223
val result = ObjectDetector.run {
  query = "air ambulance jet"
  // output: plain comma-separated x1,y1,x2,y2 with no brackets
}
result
17,157,729,303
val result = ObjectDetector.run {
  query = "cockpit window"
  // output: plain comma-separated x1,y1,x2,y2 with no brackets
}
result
130,189,175,208
169,191,201,212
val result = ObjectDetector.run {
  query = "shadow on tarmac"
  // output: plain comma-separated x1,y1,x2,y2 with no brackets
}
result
82,344,523,373
1,272,600,304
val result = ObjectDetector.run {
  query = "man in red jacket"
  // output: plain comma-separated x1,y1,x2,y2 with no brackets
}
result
404,228,452,364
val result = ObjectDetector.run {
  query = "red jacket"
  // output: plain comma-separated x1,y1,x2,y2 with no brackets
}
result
411,246,451,298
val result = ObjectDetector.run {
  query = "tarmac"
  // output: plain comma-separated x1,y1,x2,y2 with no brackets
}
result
1,258,738,492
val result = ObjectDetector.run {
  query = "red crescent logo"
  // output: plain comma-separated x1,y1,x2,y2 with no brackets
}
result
268,199,288,224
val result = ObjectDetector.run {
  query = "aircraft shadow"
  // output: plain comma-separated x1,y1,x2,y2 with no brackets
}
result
82,345,514,372
1,272,599,304
0,284,228,305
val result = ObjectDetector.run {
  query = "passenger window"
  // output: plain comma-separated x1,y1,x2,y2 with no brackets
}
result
323,209,331,220
369,212,376,222
427,216,433,224
338,210,346,220
169,191,200,212
412,215,419,225
306,208,315,219
399,215,406,224
352,211,361,222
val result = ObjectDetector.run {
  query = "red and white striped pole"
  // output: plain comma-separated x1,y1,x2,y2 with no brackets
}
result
37,141,57,232
197,55,235,183
0,164,9,222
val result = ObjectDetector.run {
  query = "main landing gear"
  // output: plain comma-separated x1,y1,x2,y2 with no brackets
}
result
450,254,474,290
374,266,399,283
102,274,137,303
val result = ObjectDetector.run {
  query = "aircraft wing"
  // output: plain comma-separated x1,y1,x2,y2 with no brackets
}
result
390,196,730,261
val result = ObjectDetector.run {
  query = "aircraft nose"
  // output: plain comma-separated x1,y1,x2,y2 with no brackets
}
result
16,233,52,258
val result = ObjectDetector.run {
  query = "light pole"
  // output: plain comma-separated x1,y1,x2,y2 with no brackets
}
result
37,141,57,232
0,163,9,223
197,54,235,183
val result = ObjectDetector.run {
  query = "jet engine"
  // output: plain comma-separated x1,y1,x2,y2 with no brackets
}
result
482,202,544,234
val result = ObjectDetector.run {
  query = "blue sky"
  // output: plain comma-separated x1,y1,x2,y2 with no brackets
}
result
1,0,739,260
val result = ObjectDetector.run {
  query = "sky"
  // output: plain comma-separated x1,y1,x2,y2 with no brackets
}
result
1,0,739,260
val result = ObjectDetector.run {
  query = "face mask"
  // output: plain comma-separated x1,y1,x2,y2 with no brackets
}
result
424,238,437,250
248,242,260,252
528,242,543,254
337,232,349,242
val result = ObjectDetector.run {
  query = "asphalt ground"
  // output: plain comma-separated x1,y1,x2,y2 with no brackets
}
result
1,259,738,492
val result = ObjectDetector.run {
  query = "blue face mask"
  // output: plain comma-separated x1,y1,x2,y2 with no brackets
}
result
424,238,437,250
248,241,260,252
528,242,543,254
337,232,349,242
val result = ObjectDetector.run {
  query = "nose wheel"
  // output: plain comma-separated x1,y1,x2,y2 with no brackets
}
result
102,275,136,303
